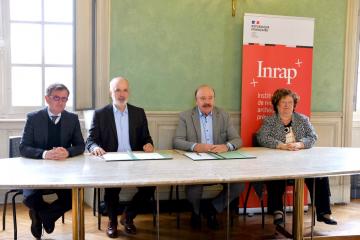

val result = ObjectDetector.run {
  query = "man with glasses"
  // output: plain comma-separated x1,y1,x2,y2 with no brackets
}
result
20,83,85,239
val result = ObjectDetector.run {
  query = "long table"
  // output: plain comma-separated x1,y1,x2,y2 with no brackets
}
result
1,147,360,240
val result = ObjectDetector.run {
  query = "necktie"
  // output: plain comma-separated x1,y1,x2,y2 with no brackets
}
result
51,116,58,124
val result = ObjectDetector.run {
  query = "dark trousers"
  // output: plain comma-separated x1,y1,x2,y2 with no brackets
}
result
23,189,72,224
266,177,331,217
104,186,156,223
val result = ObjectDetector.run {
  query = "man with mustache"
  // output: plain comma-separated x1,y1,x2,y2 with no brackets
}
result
173,85,244,230
86,76,154,238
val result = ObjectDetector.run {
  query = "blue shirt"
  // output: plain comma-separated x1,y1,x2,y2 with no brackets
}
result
191,107,234,151
199,109,213,144
113,104,131,152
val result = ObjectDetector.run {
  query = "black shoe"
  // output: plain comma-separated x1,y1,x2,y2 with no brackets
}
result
106,221,118,238
29,209,42,239
190,212,201,229
43,219,55,234
203,201,219,230
273,211,284,225
206,213,219,230
120,214,137,235
317,214,337,225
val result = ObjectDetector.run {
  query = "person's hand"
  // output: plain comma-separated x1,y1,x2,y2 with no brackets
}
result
277,142,304,151
209,144,228,153
277,143,289,150
91,146,106,156
143,143,154,152
44,147,69,160
286,142,304,151
194,143,213,153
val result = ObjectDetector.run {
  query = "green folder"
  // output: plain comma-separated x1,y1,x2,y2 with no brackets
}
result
185,151,256,161
215,151,256,159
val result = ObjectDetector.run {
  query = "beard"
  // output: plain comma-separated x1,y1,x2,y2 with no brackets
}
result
113,98,128,108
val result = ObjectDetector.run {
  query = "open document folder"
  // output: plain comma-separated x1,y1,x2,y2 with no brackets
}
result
184,150,256,161
102,152,172,162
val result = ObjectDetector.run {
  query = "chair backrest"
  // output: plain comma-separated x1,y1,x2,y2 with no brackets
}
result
9,136,22,158
252,133,260,147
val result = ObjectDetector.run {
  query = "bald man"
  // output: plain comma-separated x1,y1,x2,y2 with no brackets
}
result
86,77,154,238
173,85,244,230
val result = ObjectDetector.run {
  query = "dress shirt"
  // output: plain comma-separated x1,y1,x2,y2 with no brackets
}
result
191,107,234,151
47,108,61,125
42,108,62,159
199,109,213,145
113,104,131,152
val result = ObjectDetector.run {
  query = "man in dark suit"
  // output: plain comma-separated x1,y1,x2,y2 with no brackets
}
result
86,76,155,238
19,83,85,239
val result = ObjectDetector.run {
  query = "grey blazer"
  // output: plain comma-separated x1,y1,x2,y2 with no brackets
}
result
256,112,317,149
173,106,242,151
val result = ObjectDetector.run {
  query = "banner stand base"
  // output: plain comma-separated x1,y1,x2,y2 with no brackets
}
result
238,206,309,215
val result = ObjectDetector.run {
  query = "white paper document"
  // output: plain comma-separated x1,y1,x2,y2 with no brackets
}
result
184,151,256,160
102,152,133,161
102,152,172,161
183,152,218,160
133,153,168,160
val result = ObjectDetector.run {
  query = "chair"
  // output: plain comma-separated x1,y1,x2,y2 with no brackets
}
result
94,188,157,230
242,182,265,228
2,136,64,240
169,184,239,229
93,188,101,230
242,134,266,228
2,136,23,240
168,185,180,228
281,179,316,227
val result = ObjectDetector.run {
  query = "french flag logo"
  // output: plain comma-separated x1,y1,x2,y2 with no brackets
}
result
252,20,260,24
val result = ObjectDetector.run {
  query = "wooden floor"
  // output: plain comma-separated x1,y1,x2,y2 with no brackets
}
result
1,200,360,240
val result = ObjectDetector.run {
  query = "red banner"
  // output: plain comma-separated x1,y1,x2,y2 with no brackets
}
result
239,13,315,213
241,44,313,146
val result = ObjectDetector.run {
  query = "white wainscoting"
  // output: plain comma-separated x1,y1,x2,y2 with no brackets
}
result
311,112,350,204
0,111,351,205
351,120,360,147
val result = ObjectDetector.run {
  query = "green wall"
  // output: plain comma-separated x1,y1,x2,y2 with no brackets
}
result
110,0,347,112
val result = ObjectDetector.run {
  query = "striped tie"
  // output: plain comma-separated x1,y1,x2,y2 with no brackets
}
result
51,116,58,124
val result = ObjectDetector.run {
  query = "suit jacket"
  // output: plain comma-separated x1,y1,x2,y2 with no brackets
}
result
19,108,85,159
173,106,242,151
256,112,318,149
86,104,153,152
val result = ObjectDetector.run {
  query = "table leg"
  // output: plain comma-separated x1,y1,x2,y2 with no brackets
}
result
311,178,316,239
72,187,84,240
156,186,160,240
226,183,230,240
293,178,304,240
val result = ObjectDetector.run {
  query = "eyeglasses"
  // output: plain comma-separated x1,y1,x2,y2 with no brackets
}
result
49,95,68,102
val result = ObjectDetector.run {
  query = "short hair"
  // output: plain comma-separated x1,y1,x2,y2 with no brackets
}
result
46,83,69,96
194,85,216,98
271,88,299,113
109,76,128,90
